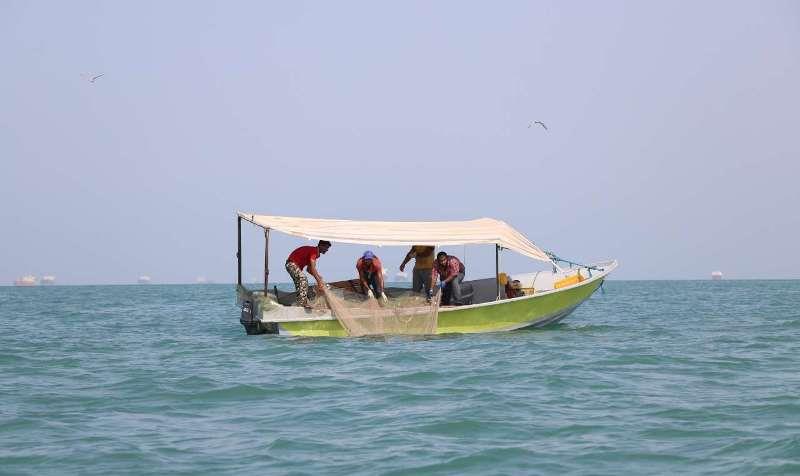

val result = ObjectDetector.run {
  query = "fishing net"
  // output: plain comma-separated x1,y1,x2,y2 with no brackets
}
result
322,286,441,337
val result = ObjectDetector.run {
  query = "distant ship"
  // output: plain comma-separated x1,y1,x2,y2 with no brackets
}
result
711,271,723,280
14,275,37,286
41,275,56,285
138,275,152,284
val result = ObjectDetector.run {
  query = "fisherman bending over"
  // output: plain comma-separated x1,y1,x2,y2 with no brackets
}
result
430,251,466,305
285,240,331,310
399,245,434,296
357,251,388,304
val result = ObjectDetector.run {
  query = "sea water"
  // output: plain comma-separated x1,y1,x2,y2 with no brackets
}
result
1,281,799,475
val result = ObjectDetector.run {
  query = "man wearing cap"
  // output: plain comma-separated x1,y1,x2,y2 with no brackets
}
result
430,251,466,305
399,245,434,296
356,251,388,303
285,240,331,310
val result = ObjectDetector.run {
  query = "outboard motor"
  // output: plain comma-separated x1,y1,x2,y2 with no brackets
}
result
240,299,264,335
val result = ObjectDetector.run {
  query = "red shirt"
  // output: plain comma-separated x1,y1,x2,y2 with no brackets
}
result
356,256,383,276
287,246,319,270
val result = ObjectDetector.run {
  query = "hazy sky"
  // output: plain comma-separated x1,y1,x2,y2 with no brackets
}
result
2,1,798,284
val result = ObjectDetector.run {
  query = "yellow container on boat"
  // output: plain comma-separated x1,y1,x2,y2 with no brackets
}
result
554,272,584,289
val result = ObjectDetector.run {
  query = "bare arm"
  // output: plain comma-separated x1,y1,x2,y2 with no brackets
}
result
357,266,370,294
377,268,385,292
308,258,325,289
399,248,416,272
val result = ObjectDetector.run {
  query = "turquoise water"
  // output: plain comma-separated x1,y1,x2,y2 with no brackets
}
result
1,281,799,475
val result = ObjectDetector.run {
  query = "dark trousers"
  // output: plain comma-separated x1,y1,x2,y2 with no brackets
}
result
442,273,465,305
412,267,432,295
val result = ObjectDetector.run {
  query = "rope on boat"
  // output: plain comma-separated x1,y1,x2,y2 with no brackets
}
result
545,251,604,277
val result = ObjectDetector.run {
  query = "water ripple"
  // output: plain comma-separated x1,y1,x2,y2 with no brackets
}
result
2,281,800,474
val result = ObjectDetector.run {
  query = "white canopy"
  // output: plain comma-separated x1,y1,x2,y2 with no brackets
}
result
238,212,553,263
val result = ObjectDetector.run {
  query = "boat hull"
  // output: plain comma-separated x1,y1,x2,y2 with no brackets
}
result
270,272,606,337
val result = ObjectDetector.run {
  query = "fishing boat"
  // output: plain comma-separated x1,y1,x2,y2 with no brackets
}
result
236,213,617,337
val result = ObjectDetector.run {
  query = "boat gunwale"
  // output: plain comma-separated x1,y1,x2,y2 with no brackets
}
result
260,260,617,323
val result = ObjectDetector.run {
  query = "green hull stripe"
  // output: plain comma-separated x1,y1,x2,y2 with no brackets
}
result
276,278,602,337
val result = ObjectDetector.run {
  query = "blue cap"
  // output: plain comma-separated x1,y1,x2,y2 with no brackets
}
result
362,250,375,260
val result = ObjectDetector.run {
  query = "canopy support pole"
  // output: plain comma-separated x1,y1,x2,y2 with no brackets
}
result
237,216,242,287
263,228,270,294
495,244,501,300
431,245,438,294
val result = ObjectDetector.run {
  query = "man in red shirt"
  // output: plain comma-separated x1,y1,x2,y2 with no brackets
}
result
356,250,387,303
430,251,466,305
285,240,331,309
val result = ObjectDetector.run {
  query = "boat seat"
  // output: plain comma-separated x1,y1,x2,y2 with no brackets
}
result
457,282,474,305
273,286,319,306
273,286,297,306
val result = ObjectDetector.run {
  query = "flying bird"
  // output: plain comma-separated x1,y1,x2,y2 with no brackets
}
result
89,73,104,83
528,121,548,130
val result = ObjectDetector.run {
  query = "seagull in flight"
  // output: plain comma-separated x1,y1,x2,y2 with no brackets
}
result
528,120,548,130
89,73,104,83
